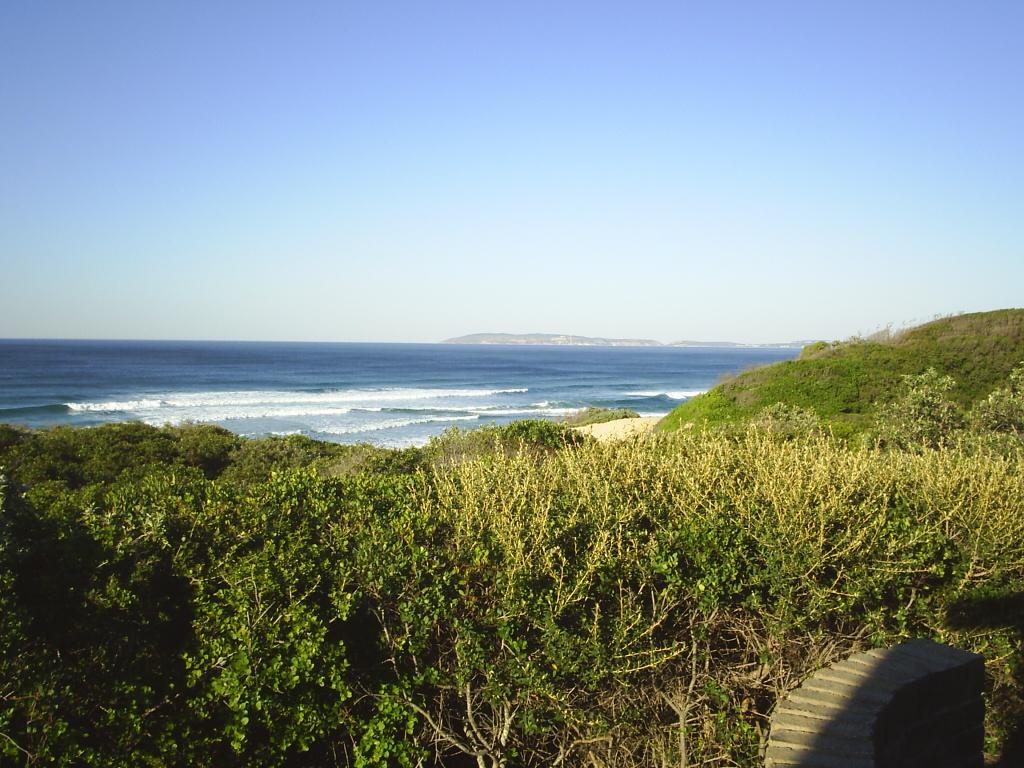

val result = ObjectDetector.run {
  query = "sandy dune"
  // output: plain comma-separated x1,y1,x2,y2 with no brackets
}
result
572,416,660,442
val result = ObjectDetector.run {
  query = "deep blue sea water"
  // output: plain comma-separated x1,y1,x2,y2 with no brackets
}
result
0,341,799,447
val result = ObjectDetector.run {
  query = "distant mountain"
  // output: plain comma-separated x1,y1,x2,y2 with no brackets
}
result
442,333,662,347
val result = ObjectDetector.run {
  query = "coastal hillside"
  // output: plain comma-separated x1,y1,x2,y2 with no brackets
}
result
658,309,1024,436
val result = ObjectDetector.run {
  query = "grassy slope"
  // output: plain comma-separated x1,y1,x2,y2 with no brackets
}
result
658,309,1024,436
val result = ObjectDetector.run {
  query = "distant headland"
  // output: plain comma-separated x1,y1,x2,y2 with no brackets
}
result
442,333,813,348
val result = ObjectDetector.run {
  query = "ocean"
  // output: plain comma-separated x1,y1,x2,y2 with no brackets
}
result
0,340,799,447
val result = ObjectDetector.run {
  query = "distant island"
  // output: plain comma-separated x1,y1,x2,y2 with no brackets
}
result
443,333,813,348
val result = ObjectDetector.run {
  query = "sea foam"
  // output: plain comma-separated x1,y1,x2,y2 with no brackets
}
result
316,414,481,435
67,398,166,412
624,390,706,399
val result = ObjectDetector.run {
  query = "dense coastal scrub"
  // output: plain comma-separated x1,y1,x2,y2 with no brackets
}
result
2,415,1023,766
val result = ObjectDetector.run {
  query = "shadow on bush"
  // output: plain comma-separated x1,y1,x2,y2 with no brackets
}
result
947,589,1024,765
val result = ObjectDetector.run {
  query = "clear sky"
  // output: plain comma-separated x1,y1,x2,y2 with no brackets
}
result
1,1,1021,343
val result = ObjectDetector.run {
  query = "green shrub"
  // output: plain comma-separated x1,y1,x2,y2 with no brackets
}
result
798,340,831,358
320,442,424,478
170,423,241,478
177,470,357,766
970,362,1024,437
873,368,965,450
420,419,584,468
0,466,207,764
218,433,347,486
742,402,823,440
0,423,27,455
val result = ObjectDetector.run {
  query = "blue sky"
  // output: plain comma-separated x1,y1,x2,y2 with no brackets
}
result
1,1,1021,343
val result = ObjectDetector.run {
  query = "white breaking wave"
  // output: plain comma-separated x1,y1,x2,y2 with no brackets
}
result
67,399,165,412
316,415,481,435
624,389,706,399
136,406,356,424
465,406,577,417
66,387,528,413
380,435,434,448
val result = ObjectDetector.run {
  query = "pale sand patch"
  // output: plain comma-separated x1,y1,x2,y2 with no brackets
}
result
573,416,660,442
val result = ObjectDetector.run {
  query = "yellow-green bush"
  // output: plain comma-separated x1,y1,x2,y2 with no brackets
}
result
362,432,1024,766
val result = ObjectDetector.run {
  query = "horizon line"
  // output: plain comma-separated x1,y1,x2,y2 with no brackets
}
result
0,335,815,347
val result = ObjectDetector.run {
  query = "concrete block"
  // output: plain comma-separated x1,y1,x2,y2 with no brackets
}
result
766,639,985,768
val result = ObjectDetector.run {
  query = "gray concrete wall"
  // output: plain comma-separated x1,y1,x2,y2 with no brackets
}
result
766,638,984,767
